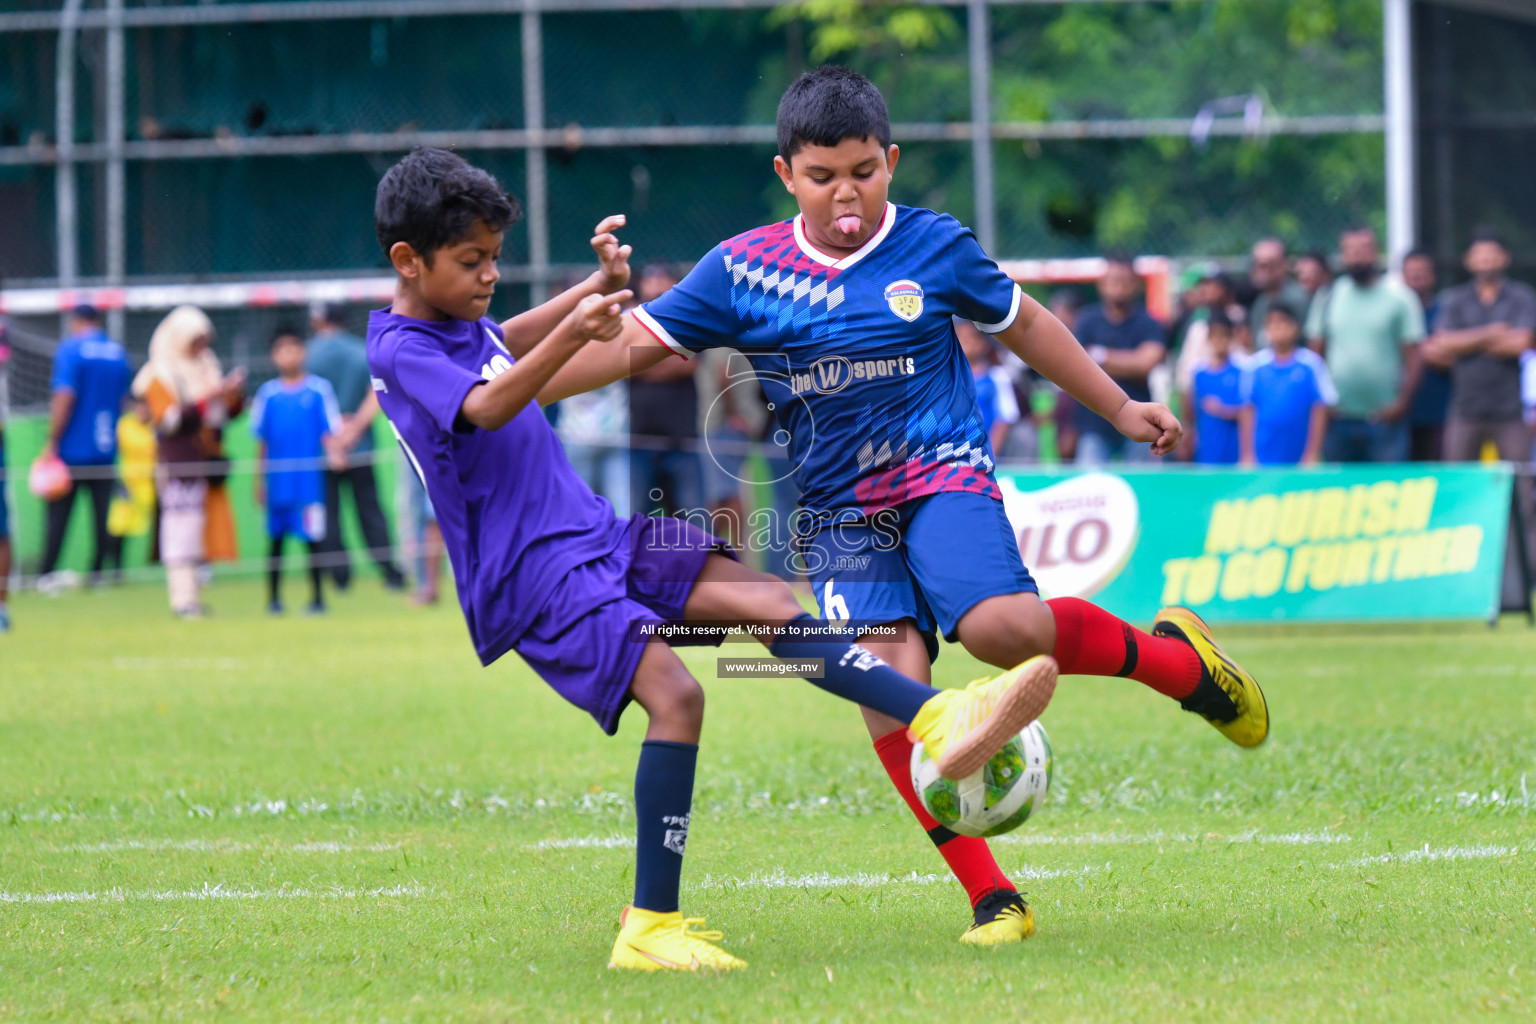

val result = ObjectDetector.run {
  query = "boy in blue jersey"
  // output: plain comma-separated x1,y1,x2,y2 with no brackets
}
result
544,66,1269,944
1191,311,1244,465
251,327,343,614
40,304,132,586
364,147,1058,972
1240,301,1335,466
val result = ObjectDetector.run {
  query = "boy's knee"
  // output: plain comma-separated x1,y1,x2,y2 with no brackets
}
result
959,597,1055,666
649,672,706,730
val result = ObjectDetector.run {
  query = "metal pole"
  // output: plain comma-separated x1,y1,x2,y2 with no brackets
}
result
968,0,996,254
55,0,86,300
522,4,550,304
1383,0,1416,266
106,0,127,341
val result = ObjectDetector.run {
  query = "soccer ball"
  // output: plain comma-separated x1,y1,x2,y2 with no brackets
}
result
28,454,71,501
910,721,1052,838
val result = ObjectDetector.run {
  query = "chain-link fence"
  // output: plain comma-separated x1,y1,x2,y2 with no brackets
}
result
1,2,1394,293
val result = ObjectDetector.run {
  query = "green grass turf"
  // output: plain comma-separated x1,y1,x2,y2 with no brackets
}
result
2,579,1534,1022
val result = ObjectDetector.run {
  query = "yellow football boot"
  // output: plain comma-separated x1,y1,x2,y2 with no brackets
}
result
607,905,747,972
909,655,1058,780
1152,606,1269,748
961,890,1036,945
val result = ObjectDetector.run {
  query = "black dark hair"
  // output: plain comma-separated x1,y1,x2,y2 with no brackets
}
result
270,324,304,349
1103,249,1137,271
374,147,521,263
1205,306,1234,332
312,301,349,327
776,65,892,163
1341,223,1376,241
1300,249,1331,269
70,303,102,323
1402,247,1434,267
1265,299,1302,325
1469,224,1507,250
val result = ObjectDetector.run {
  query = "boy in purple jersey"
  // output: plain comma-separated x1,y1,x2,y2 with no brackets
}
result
364,148,1058,972
540,67,1269,945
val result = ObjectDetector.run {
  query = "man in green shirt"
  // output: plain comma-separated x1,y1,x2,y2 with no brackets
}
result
306,303,406,591
1305,226,1424,462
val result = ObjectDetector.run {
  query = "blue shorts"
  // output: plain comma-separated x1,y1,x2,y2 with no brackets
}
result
804,491,1037,659
268,503,326,543
515,514,735,735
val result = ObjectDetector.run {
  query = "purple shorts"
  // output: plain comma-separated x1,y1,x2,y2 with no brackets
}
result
514,514,735,735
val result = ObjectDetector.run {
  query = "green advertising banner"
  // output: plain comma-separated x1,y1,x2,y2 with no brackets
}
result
996,464,1515,624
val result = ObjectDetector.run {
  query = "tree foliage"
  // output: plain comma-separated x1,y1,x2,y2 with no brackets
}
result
760,0,1385,257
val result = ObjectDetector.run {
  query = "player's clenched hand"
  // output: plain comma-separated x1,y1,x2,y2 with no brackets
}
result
591,215,632,292
569,289,633,344
1112,400,1182,457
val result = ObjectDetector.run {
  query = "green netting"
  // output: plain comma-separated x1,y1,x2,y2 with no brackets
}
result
129,17,523,139
124,153,527,276
1415,1,1536,278
544,10,782,129
0,164,56,279
0,30,56,144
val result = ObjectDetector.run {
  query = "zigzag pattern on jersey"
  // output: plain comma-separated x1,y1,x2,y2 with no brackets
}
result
721,221,847,341
850,404,1000,512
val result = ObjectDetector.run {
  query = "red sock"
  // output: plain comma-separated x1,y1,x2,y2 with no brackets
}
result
873,728,1015,908
1046,596,1201,700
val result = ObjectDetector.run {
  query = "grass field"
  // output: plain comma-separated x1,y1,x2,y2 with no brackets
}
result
2,579,1534,1022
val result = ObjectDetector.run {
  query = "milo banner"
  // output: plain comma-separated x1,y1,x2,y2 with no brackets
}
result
995,464,1515,623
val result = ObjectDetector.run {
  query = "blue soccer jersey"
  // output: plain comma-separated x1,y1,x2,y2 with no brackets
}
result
1192,361,1243,465
1240,348,1337,465
250,374,341,507
635,203,1022,519
51,329,131,466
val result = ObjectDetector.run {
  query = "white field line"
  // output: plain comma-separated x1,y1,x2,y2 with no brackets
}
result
5,841,1520,909
534,830,1354,853
697,864,1099,892
530,835,635,850
0,883,428,905
1346,843,1521,867
992,829,1355,847
58,839,402,854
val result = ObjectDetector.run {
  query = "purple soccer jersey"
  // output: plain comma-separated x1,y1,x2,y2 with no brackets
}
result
366,311,629,665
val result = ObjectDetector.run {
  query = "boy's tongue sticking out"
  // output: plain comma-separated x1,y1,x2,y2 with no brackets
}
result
835,214,862,236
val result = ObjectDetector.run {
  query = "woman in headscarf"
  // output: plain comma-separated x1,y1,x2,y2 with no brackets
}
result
133,305,246,617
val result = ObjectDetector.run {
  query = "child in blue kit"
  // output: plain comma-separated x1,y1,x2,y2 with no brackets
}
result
1240,301,1336,466
1191,311,1244,465
251,327,341,614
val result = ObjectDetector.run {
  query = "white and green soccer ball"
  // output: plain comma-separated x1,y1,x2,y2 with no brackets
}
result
910,721,1053,838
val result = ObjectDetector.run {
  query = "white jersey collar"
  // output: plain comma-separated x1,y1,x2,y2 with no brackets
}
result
792,202,897,270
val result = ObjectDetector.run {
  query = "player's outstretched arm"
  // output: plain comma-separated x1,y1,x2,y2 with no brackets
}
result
460,290,631,431
536,312,676,405
994,291,1182,456
498,215,632,357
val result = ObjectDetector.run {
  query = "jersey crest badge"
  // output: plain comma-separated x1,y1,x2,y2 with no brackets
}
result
883,280,924,322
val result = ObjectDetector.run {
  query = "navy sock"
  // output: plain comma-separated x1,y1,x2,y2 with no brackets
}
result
768,614,938,724
633,739,697,914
